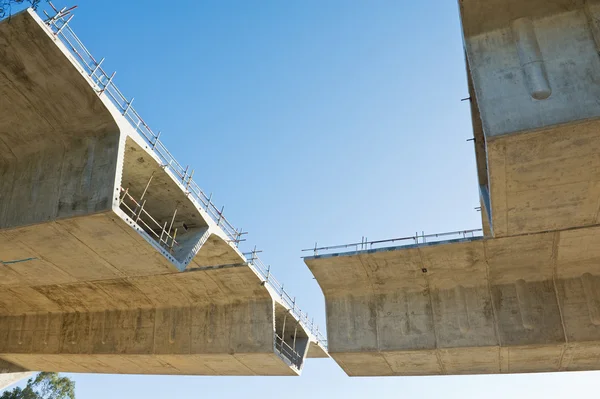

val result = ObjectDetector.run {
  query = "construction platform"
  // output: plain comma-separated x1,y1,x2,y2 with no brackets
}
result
0,8,326,376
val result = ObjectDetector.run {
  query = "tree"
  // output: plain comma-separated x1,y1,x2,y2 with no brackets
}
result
1,373,75,399
0,0,42,18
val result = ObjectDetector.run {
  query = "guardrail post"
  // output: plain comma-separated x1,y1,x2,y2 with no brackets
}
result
122,97,134,115
99,71,116,95
89,57,104,78
159,221,168,246
186,170,194,189
119,187,129,205
54,14,74,36
168,208,178,236
170,228,178,252
136,200,146,223
206,193,213,212
152,131,161,149
217,206,224,226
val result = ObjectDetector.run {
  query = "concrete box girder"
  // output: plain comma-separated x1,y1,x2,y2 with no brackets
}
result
0,9,326,375
306,226,600,375
461,0,600,236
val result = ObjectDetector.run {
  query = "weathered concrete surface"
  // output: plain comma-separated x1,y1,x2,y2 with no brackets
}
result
0,10,325,375
461,0,600,237
0,267,289,375
306,226,600,375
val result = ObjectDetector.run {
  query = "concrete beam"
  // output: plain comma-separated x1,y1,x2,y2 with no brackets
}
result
460,0,600,236
306,226,600,375
0,10,326,375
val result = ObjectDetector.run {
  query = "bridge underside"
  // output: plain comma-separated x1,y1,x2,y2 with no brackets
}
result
306,226,600,375
0,10,323,375
462,0,600,237
0,266,292,376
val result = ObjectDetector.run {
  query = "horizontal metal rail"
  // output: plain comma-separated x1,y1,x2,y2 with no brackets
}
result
303,228,484,256
120,187,179,252
42,5,244,246
40,6,329,354
246,250,328,349
275,334,303,370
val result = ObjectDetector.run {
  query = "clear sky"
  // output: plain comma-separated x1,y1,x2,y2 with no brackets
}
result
4,0,600,398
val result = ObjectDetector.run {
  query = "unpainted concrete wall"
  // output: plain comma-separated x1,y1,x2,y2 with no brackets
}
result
307,227,600,375
0,10,120,229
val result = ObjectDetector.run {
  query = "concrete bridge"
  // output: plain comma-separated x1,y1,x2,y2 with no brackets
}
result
0,8,326,378
306,0,600,376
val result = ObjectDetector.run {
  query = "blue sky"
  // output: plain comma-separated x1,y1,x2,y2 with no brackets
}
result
4,0,600,397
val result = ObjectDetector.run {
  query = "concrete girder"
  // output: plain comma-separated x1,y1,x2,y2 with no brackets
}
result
460,0,600,236
306,226,600,376
0,10,326,375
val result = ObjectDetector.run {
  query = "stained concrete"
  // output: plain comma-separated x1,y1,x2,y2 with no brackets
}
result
306,226,600,375
0,9,325,375
461,0,600,237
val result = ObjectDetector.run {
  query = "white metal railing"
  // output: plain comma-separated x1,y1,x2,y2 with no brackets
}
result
38,4,329,353
303,228,484,257
246,250,328,349
42,4,245,247
275,334,303,370
119,186,180,253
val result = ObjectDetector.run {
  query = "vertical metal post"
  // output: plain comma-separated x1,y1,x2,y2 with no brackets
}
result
186,170,195,189
54,14,74,36
170,228,178,252
152,131,161,149
281,314,287,348
159,221,168,246
89,58,104,78
266,265,270,283
217,206,224,226
99,71,116,95
140,172,154,202
168,208,178,235
122,97,134,116
136,200,146,223
182,165,189,182
293,325,298,351
119,187,129,205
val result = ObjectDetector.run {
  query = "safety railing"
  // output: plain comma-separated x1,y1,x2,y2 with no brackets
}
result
303,228,484,257
119,186,179,253
42,4,245,246
246,250,328,349
275,334,303,370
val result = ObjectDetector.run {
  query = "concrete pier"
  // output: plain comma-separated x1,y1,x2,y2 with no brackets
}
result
0,9,326,376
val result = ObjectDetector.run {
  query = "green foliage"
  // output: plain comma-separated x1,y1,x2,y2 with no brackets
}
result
1,373,75,399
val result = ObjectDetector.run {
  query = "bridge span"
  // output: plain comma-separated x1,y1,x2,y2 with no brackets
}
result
306,0,600,376
0,8,326,378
